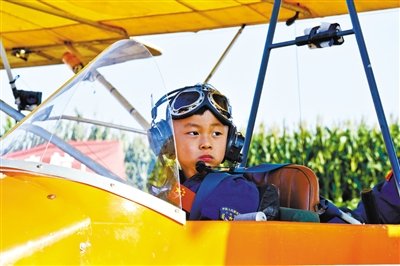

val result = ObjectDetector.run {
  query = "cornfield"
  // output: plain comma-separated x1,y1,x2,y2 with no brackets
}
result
247,121,399,208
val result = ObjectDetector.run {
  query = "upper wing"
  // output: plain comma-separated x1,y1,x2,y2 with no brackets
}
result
1,0,398,68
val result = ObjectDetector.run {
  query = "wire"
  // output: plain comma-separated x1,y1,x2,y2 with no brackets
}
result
293,22,306,166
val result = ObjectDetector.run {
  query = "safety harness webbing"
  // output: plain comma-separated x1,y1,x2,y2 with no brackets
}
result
189,172,230,220
177,163,289,218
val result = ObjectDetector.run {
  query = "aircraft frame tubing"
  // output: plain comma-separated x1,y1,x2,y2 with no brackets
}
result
241,0,400,197
346,0,400,196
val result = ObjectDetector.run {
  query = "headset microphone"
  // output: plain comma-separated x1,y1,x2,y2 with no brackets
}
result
196,161,212,174
195,161,234,174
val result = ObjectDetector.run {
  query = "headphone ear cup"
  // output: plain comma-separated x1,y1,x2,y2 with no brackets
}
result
147,119,175,158
224,125,245,163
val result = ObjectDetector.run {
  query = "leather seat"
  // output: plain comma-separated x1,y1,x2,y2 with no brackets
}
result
246,164,320,212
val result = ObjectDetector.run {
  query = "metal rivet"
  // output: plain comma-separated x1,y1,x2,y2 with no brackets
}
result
47,194,56,200
80,242,91,253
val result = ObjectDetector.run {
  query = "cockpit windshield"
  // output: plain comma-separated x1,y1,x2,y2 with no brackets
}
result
0,40,185,223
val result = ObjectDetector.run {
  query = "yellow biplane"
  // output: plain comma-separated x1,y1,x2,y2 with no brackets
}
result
1,0,399,265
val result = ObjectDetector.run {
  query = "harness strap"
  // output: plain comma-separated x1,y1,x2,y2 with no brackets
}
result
189,172,230,220
171,163,290,217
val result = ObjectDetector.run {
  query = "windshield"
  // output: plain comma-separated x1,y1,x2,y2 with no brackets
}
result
0,40,184,223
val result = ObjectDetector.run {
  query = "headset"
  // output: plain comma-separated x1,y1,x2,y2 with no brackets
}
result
147,85,245,164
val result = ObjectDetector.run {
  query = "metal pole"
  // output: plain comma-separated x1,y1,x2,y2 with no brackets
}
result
0,38,18,94
94,71,151,130
240,0,281,167
0,100,24,122
204,24,245,83
0,38,25,121
346,0,400,196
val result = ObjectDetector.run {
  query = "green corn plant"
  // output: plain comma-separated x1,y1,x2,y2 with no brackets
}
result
247,120,399,208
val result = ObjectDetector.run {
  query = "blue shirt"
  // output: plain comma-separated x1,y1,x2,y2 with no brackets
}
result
181,172,260,220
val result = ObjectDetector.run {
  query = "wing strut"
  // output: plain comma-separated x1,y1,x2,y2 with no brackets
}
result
0,39,41,119
240,0,400,197
64,43,151,130
94,70,151,130
346,0,400,196
240,0,281,167
0,39,22,121
204,24,246,83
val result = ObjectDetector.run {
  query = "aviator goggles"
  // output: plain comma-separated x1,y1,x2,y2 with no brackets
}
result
168,84,232,125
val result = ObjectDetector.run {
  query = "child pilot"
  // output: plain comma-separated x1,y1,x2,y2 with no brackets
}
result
151,83,259,220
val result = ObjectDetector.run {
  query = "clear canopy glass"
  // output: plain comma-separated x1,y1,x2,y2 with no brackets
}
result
0,40,184,222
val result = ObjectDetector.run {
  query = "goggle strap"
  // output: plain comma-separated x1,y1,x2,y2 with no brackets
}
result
151,87,187,120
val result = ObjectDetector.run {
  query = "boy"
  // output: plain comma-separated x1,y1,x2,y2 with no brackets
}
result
151,83,259,220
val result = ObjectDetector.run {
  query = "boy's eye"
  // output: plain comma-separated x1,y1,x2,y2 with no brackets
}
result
187,131,199,136
213,131,223,136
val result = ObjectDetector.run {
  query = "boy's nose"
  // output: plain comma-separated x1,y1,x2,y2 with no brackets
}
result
200,143,212,149
199,137,212,149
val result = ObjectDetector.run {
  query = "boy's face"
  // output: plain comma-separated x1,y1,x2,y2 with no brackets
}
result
172,110,229,178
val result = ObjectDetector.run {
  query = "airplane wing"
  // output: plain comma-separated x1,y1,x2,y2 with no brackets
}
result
1,0,399,69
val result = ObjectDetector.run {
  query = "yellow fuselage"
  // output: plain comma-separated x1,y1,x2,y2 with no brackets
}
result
1,170,399,265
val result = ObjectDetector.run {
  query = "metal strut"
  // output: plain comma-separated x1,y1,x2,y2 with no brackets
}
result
204,24,246,83
346,0,400,196
241,0,281,167
241,0,400,199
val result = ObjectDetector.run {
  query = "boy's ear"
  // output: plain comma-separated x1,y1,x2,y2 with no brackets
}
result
224,126,244,163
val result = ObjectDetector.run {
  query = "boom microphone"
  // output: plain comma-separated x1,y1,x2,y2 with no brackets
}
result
196,161,212,174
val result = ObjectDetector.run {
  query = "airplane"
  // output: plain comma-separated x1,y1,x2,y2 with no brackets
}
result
1,0,399,265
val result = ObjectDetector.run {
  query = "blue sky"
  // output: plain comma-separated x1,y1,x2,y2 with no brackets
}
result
1,8,399,133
